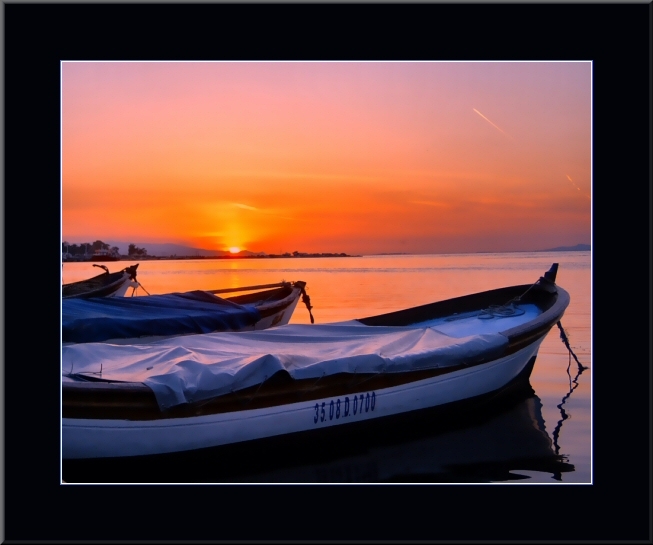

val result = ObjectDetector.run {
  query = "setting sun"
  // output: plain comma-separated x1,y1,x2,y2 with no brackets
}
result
229,247,241,254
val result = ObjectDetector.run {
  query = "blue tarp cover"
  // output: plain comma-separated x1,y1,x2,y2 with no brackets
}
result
62,291,262,343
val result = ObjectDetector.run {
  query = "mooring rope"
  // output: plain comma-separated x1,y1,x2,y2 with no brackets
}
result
548,320,588,457
510,280,540,303
300,286,315,324
556,321,588,373
551,347,587,456
131,282,150,296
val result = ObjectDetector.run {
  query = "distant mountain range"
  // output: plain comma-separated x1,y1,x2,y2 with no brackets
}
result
542,243,591,252
99,241,590,257
105,242,266,257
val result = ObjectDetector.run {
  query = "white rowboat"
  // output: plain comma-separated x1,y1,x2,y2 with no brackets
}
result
62,264,569,461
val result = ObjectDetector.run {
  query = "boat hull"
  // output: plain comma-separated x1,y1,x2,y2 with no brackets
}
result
62,283,307,345
63,368,576,483
62,264,139,299
62,339,543,459
250,288,302,330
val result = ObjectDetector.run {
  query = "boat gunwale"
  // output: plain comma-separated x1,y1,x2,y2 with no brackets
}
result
62,264,139,299
227,282,304,315
63,273,126,293
62,341,547,421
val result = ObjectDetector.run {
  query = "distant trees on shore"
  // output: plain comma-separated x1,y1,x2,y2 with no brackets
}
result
62,240,354,260
62,240,146,257
128,244,148,257
62,240,118,256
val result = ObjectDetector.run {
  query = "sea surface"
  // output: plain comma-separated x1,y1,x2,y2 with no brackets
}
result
61,251,592,484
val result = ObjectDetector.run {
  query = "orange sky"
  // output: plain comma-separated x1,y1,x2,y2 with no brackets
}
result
62,62,591,255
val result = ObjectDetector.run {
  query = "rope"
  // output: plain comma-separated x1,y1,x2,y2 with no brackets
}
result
447,277,546,322
551,340,587,456
301,287,315,324
206,380,268,408
131,282,150,296
244,375,269,406
445,302,525,322
510,280,539,303
556,321,588,373
353,369,384,387
477,303,525,320
306,372,326,393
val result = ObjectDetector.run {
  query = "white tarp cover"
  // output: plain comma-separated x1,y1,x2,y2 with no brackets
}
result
61,321,509,410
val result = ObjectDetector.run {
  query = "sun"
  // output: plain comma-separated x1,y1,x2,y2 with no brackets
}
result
229,247,241,254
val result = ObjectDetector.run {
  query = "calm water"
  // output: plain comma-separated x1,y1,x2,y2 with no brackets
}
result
61,251,591,484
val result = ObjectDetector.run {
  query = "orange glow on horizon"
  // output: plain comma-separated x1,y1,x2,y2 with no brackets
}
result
62,62,591,255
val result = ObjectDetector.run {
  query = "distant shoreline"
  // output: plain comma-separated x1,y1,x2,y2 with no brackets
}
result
62,246,590,263
62,252,361,262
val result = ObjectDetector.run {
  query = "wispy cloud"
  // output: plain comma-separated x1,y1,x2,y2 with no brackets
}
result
566,174,591,200
232,202,258,211
230,202,294,220
473,108,515,141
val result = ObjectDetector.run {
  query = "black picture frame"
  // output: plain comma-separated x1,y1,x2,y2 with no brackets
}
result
3,2,650,542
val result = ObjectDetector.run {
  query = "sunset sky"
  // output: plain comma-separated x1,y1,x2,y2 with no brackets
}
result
62,61,591,255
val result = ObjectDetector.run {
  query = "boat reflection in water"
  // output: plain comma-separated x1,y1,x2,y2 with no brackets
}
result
62,378,574,483
229,383,574,484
